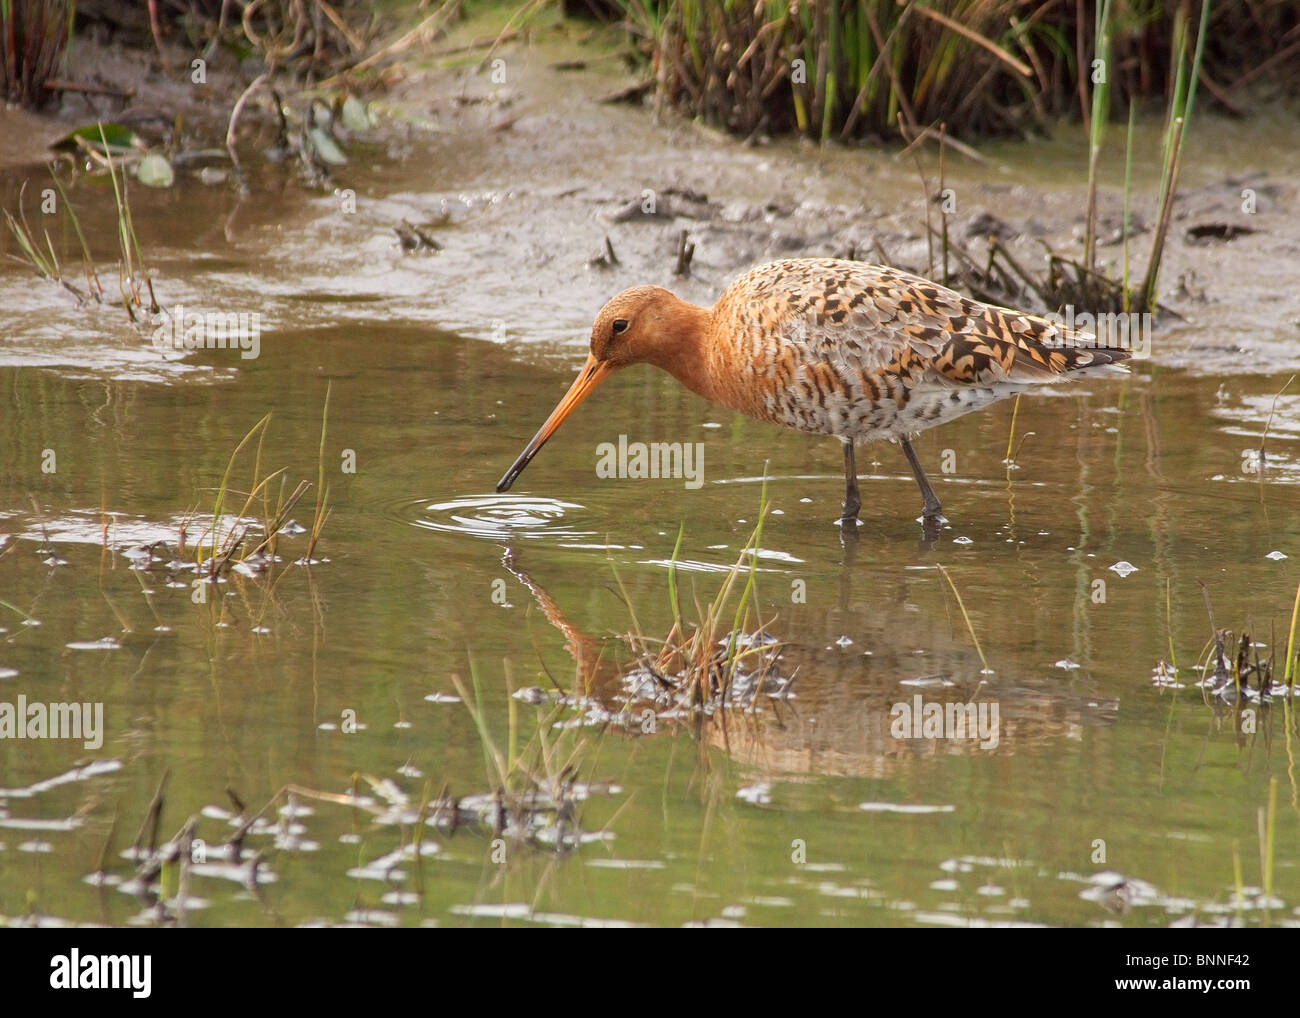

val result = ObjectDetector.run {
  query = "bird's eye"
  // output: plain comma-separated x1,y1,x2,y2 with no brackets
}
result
612,319,629,335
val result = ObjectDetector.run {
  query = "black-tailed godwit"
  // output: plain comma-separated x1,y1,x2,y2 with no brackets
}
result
497,258,1130,527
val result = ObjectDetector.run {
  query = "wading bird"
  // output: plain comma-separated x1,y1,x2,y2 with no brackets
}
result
496,258,1130,529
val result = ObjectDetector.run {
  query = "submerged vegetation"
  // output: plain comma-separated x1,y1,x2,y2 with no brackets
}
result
188,388,335,580
92,713,618,926
618,484,786,715
1,175,95,302
27,490,1290,926
3,141,158,318
1156,581,1300,704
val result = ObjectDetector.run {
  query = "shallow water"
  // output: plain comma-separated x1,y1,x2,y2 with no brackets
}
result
1,31,1298,928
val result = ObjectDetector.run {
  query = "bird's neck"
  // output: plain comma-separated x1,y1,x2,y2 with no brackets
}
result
645,298,718,402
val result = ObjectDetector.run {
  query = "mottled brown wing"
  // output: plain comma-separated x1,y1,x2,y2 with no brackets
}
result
732,258,1127,388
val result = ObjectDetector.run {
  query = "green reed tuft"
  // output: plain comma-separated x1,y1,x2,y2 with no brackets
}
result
0,0,72,107
607,0,1284,144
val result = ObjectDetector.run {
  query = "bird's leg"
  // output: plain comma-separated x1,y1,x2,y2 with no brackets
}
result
900,437,944,521
840,438,861,526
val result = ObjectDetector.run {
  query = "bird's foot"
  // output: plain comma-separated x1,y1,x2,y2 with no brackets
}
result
918,498,946,525
839,498,862,527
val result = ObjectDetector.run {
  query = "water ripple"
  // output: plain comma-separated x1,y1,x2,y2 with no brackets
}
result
393,494,598,542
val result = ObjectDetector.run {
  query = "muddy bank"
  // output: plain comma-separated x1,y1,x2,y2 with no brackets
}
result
2,12,1299,384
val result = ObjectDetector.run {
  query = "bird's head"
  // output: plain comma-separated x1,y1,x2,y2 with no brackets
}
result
587,285,677,367
495,286,698,493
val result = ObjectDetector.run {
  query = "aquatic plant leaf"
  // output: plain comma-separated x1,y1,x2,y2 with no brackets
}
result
308,126,349,165
52,123,143,156
134,153,175,189
340,95,374,132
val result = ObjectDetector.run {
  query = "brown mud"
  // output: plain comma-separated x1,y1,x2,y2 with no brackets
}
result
3,11,1298,379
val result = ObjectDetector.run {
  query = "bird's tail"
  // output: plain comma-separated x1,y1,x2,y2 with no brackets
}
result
1059,346,1132,376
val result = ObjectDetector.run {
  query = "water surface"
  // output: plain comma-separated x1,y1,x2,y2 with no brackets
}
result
0,35,1296,927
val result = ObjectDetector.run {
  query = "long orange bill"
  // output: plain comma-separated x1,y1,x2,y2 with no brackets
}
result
496,354,614,492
